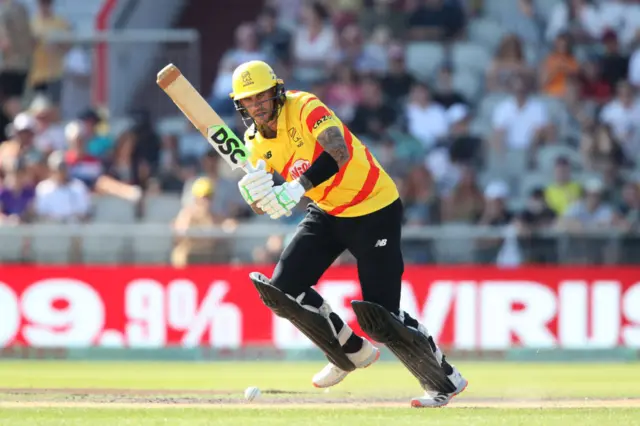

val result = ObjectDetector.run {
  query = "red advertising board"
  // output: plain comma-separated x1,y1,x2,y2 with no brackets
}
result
1,266,639,349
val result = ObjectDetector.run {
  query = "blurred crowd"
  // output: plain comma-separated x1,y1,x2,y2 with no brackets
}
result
3,0,640,266
207,0,640,265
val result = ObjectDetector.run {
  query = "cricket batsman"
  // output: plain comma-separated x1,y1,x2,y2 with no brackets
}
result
231,60,467,407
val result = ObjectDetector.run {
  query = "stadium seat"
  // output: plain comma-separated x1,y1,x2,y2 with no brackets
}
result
30,224,75,264
0,227,28,263
92,196,137,223
405,42,445,81
467,18,506,53
452,69,483,103
81,227,128,264
484,0,520,23
535,0,563,22
451,42,491,76
432,224,477,264
131,224,174,264
143,194,183,223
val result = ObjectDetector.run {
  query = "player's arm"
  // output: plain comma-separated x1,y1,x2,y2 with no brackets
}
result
296,102,351,192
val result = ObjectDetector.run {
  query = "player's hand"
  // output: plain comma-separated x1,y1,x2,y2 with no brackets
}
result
238,159,273,205
257,180,305,220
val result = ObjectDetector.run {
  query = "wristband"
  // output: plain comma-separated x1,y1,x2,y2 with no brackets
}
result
301,151,340,188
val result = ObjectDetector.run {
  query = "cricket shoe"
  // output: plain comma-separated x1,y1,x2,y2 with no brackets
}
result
312,339,380,388
410,366,468,408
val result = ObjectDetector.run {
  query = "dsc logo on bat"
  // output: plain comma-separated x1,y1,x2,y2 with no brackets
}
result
207,125,246,165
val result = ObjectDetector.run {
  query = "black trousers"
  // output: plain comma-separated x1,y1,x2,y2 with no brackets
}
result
271,198,404,314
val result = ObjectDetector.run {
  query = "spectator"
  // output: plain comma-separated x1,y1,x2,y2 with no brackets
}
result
29,95,66,154
406,0,465,42
60,44,92,120
171,177,233,267
0,112,46,181
514,187,557,264
104,129,136,184
77,108,113,159
619,0,640,51
432,65,468,108
157,133,185,192
0,0,35,101
544,155,582,216
63,120,103,189
614,179,640,232
34,150,91,223
325,64,362,123
579,56,612,104
598,29,629,92
545,0,603,44
476,181,514,263
558,178,614,231
210,23,271,115
580,123,629,173
405,82,448,151
540,32,579,97
491,73,552,155
182,153,247,220
516,187,557,231
256,6,292,64
440,163,484,223
599,80,640,159
359,0,407,38
446,104,484,167
557,74,596,146
129,110,161,188
401,164,437,225
28,0,72,104
477,181,513,226
0,158,35,224
498,0,544,57
379,43,416,108
359,25,392,74
349,77,397,142
486,35,532,93
600,157,626,207
291,2,338,85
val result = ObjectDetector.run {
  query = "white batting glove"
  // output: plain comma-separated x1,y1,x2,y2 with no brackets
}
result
238,159,273,205
257,180,305,220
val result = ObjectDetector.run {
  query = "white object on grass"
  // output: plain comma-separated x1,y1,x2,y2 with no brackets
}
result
244,386,261,402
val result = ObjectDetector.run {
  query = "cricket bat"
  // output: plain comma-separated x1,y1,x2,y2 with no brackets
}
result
156,63,250,172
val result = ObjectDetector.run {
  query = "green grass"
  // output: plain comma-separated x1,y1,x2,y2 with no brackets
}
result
0,361,639,425
1,408,639,426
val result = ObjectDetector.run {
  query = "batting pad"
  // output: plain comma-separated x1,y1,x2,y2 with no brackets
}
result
351,301,456,393
249,272,356,372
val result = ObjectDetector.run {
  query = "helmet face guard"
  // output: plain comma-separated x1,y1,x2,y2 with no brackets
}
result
233,79,286,131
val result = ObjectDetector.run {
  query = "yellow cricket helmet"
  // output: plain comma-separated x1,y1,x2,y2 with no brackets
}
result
229,60,283,101
230,61,286,134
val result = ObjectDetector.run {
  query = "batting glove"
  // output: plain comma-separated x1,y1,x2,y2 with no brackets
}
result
257,180,305,220
238,159,273,205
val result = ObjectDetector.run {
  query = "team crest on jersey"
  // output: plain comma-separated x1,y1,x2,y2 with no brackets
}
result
289,159,310,180
288,128,304,147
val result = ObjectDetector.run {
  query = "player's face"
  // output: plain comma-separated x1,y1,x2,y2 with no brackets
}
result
239,89,276,126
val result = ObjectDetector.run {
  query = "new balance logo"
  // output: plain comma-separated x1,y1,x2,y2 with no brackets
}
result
265,151,272,159
374,239,387,247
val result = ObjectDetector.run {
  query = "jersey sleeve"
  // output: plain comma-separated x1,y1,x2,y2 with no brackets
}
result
243,128,274,173
300,97,340,140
